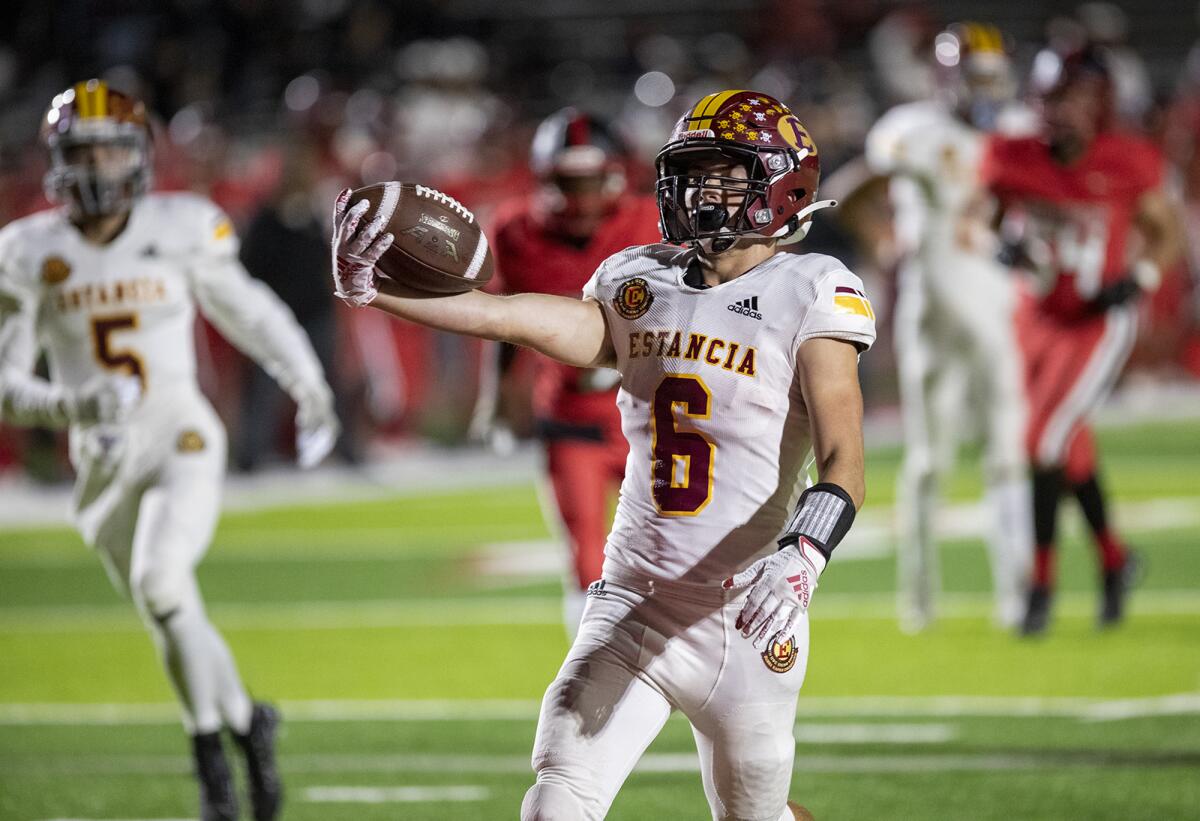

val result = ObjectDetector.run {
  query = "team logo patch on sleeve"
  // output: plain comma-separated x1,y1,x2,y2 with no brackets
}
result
833,286,875,320
40,256,72,285
212,218,233,240
762,634,798,673
613,278,654,320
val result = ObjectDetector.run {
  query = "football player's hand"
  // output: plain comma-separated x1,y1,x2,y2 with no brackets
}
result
294,383,339,469
723,538,826,648
331,188,392,308
68,374,142,425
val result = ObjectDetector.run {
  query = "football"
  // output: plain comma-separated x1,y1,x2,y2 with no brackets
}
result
348,182,493,294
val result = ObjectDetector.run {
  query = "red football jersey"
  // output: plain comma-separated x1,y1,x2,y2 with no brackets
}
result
491,194,663,428
982,132,1164,320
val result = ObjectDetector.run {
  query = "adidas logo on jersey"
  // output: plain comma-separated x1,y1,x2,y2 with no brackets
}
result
727,296,762,320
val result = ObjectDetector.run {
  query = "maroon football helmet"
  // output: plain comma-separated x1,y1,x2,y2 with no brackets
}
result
655,90,832,249
41,79,153,216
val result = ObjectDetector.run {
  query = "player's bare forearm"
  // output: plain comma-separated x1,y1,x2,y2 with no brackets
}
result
797,337,866,509
372,278,614,368
1136,189,1184,272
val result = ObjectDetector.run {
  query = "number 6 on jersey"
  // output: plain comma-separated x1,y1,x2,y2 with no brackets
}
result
651,374,715,516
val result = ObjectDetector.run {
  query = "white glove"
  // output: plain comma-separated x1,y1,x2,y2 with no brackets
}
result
67,374,142,425
723,537,827,648
294,383,340,469
331,188,393,308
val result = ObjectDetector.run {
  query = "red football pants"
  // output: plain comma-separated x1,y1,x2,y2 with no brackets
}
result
1020,303,1136,469
544,436,628,591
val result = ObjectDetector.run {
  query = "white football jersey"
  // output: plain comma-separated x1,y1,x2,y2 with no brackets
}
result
584,245,876,583
866,100,993,260
0,192,325,436
0,194,232,396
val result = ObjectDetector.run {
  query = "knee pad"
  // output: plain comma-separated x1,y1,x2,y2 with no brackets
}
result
521,781,588,821
133,565,197,622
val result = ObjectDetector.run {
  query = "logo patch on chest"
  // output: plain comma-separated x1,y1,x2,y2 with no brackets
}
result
727,296,762,320
762,634,798,673
614,278,654,319
41,256,72,285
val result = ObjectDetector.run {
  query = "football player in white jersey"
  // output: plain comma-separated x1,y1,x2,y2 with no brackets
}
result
333,90,875,821
0,81,339,821
863,23,1034,632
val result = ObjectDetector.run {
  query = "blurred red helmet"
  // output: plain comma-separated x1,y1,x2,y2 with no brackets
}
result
655,90,831,248
41,79,153,215
1029,45,1114,124
530,108,628,239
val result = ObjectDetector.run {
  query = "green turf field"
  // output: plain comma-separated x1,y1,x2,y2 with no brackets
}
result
1,420,1198,820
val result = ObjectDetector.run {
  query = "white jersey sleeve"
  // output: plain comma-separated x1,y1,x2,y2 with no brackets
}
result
181,198,327,399
0,220,76,427
795,268,877,351
864,101,939,177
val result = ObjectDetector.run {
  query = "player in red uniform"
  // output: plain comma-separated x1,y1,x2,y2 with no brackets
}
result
470,109,662,633
982,47,1182,635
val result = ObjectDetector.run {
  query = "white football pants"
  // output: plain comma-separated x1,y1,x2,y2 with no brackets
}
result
72,391,252,735
522,564,809,821
893,257,1033,631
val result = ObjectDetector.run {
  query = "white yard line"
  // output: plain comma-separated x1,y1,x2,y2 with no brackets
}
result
794,723,957,743
4,588,1199,633
303,785,490,803
13,750,1193,780
3,693,1198,726
1079,692,1200,722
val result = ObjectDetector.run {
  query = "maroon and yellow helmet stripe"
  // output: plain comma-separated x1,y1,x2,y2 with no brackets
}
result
683,89,748,132
72,79,111,119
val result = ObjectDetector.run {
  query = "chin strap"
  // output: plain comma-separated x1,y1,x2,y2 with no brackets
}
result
779,199,838,244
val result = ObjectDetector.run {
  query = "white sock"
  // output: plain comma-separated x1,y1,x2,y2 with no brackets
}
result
142,576,252,735
985,475,1034,627
149,600,224,735
896,463,940,630
206,622,253,734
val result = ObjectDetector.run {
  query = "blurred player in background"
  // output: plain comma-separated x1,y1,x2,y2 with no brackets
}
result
334,88,873,821
0,81,340,820
470,108,661,634
983,48,1183,635
865,22,1034,632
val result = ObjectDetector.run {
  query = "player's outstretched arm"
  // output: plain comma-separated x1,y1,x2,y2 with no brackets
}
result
371,279,615,369
333,191,613,369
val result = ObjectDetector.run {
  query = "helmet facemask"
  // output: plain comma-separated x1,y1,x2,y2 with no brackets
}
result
44,123,151,217
657,144,783,251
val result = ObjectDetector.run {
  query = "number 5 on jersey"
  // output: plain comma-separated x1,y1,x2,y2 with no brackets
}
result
651,374,715,516
91,313,146,388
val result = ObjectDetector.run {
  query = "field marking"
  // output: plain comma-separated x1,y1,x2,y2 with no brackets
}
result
1079,692,1200,722
12,750,1198,779
794,723,957,743
4,588,1200,633
3,694,1198,727
303,785,490,803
